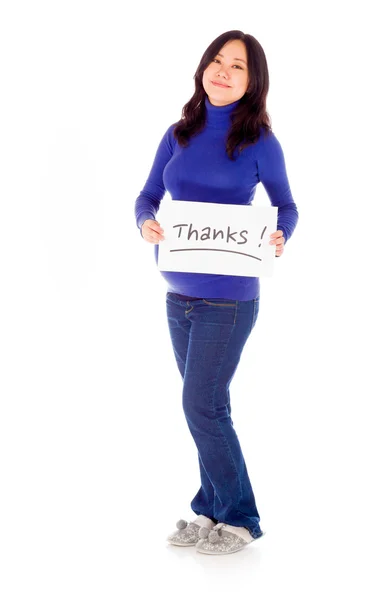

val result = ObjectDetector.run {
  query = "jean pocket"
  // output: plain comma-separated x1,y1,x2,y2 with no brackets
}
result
202,298,237,307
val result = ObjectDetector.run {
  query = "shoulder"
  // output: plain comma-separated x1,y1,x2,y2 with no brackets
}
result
256,127,284,160
163,123,178,150
258,126,280,147
153,122,178,156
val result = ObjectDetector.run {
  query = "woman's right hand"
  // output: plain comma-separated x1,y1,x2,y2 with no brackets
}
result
141,219,165,244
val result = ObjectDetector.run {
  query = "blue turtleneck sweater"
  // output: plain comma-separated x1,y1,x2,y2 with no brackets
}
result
134,96,299,301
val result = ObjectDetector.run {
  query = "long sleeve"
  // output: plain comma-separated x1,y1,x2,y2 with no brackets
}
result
134,124,176,234
256,131,299,243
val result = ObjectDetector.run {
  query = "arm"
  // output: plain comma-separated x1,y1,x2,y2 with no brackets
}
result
134,124,176,235
256,130,299,243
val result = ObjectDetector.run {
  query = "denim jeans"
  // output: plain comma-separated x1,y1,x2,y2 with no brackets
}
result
166,292,263,539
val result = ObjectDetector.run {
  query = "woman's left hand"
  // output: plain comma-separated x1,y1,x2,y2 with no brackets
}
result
269,230,285,257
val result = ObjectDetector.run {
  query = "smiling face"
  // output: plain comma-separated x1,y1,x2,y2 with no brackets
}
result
202,39,250,106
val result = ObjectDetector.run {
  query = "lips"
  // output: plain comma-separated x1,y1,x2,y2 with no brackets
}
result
211,80,231,88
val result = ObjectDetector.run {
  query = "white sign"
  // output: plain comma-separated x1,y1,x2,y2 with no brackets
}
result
157,199,278,277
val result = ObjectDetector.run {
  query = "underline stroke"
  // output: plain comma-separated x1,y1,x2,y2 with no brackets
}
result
169,248,262,261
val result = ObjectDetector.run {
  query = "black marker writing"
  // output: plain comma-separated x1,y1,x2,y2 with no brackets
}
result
172,223,249,245
258,226,267,247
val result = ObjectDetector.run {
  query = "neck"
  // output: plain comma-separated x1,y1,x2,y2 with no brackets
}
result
204,95,240,129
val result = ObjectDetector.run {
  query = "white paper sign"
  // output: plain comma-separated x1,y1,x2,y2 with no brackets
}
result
157,199,278,277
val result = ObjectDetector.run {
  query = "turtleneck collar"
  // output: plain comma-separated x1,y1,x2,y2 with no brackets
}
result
204,95,240,128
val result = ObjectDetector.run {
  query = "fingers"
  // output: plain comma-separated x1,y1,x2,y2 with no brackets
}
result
269,231,285,257
269,231,284,244
269,229,284,238
141,220,165,244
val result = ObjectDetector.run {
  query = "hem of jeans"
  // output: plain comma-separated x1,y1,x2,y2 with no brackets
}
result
247,528,264,539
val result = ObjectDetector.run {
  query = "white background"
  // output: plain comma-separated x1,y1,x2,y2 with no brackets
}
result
0,1,375,598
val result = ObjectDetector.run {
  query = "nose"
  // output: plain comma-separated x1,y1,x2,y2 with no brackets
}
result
216,64,230,79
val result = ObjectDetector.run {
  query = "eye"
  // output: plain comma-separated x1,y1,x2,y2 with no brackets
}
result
212,58,244,69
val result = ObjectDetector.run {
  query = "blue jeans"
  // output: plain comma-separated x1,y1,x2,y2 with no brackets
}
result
166,292,263,539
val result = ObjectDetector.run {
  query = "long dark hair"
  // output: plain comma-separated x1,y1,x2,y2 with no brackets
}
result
173,30,272,160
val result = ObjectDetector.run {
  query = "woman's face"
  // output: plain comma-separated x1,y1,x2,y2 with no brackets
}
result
202,39,249,106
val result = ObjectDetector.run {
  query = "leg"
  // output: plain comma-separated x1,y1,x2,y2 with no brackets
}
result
182,296,263,538
166,293,216,519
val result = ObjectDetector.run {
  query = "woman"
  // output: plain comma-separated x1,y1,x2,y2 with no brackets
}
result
134,30,299,555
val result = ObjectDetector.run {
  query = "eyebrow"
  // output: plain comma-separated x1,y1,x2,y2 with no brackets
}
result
217,52,247,65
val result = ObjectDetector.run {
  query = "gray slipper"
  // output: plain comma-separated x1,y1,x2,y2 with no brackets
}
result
167,515,216,546
196,522,266,555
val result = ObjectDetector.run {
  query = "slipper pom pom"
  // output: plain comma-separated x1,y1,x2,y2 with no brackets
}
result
199,526,210,539
209,530,220,542
176,519,188,530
